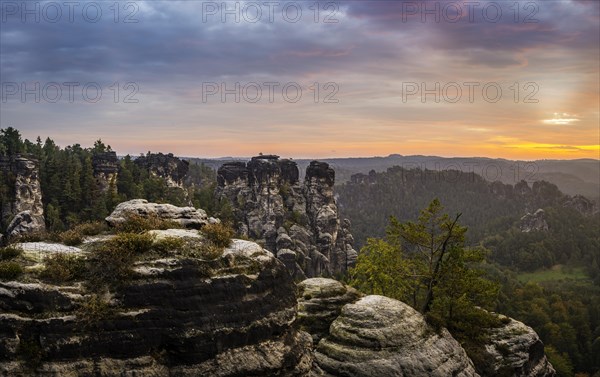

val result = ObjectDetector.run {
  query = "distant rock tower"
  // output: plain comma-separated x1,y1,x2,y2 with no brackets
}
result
92,151,119,194
0,154,45,241
216,155,357,278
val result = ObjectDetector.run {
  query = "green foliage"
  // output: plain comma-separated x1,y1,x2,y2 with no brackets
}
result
0,127,24,156
72,221,108,236
109,232,155,254
545,346,575,377
193,242,226,260
40,253,86,283
86,241,135,288
201,223,234,248
350,238,411,300
0,261,23,280
114,213,181,234
350,199,500,361
0,246,22,261
78,294,113,323
57,229,84,246
494,276,600,375
152,236,186,254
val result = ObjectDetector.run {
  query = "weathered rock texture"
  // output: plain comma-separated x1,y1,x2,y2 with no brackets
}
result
0,155,45,240
216,156,357,278
478,316,556,377
92,151,119,193
519,209,549,232
105,199,208,229
297,278,361,345
313,295,479,377
0,238,313,376
134,152,189,189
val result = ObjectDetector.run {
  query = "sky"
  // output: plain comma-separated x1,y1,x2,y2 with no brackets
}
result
1,0,599,159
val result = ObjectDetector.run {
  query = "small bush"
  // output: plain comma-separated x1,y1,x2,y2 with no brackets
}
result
0,261,23,280
115,213,181,233
58,229,84,246
196,242,225,260
0,246,22,261
13,231,48,243
73,221,107,236
152,237,185,254
109,232,155,255
86,243,135,288
78,294,113,323
201,223,234,249
40,253,86,283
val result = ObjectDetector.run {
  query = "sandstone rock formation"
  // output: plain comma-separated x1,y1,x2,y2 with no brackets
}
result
0,236,313,376
562,194,598,216
297,278,361,345
216,156,357,278
477,316,556,377
134,152,189,189
105,199,208,229
519,209,549,232
0,155,45,240
92,151,119,193
313,295,479,377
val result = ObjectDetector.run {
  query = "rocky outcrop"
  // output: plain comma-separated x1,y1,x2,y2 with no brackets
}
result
0,155,45,240
313,295,479,377
297,278,361,345
519,209,549,232
0,237,313,376
477,316,556,377
92,151,119,193
562,194,598,216
134,152,189,189
5,211,46,242
216,156,357,278
105,199,208,229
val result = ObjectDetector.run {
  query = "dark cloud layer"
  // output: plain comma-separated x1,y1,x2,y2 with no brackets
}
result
0,0,598,158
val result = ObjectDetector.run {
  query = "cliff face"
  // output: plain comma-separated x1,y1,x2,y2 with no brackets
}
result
298,278,556,377
216,156,357,278
134,153,190,189
313,294,480,377
92,151,119,194
0,237,313,376
0,155,45,240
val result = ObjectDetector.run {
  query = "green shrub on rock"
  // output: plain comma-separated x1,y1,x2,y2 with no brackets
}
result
201,223,234,248
0,261,23,280
114,213,181,233
0,246,22,261
40,253,86,283
109,232,155,255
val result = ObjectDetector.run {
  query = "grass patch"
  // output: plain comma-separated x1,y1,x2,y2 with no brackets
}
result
0,261,23,280
114,213,181,233
78,294,114,323
0,246,22,261
40,253,86,283
86,232,157,289
57,229,84,246
517,265,589,284
201,223,234,248
86,242,135,288
109,232,155,255
152,236,186,255
72,221,108,236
